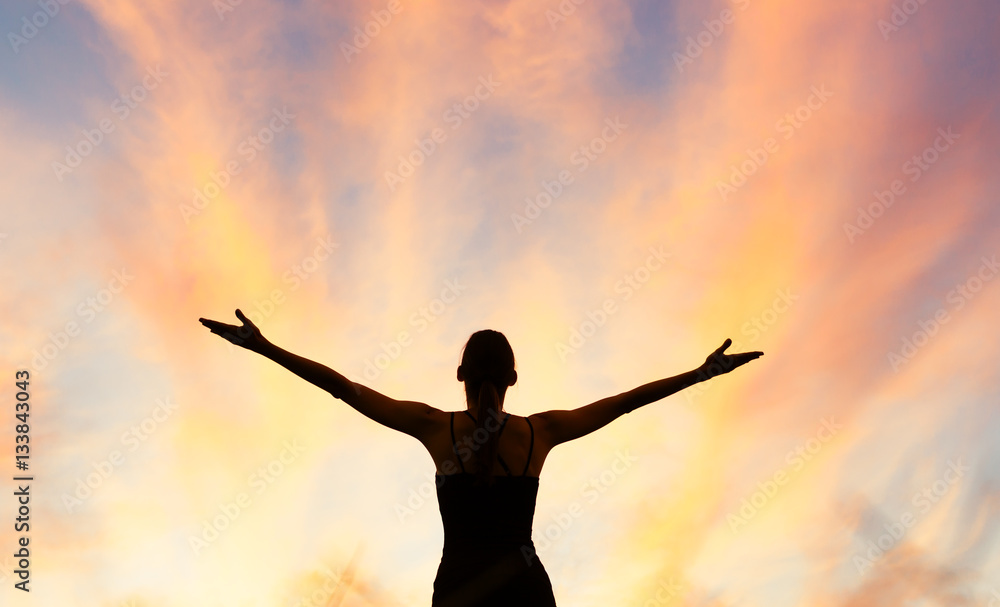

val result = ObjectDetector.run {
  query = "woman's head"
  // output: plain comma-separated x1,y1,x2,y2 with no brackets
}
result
456,330,516,484
457,330,516,400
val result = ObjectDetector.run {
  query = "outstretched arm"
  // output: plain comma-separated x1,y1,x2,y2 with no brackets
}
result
533,339,762,447
199,309,441,440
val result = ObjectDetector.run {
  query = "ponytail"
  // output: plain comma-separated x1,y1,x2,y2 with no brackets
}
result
473,378,502,486
458,329,516,486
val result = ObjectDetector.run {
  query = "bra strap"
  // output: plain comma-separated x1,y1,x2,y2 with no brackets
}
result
450,411,466,474
522,416,535,476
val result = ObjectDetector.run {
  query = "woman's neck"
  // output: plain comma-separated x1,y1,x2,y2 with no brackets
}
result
466,402,506,418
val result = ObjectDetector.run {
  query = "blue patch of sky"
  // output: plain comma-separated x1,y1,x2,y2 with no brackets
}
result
597,0,681,100
0,3,128,138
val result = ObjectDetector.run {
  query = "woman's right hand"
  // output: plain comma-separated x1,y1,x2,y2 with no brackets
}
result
698,338,763,379
199,309,272,353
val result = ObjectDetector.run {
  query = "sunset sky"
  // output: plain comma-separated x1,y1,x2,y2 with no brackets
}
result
1,0,999,605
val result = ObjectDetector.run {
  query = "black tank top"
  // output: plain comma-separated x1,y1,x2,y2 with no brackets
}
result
432,411,558,606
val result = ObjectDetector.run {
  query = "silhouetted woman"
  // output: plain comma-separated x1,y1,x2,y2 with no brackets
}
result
199,310,762,606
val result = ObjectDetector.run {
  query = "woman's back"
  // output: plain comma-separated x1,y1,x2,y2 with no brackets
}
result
432,411,558,606
429,410,549,477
